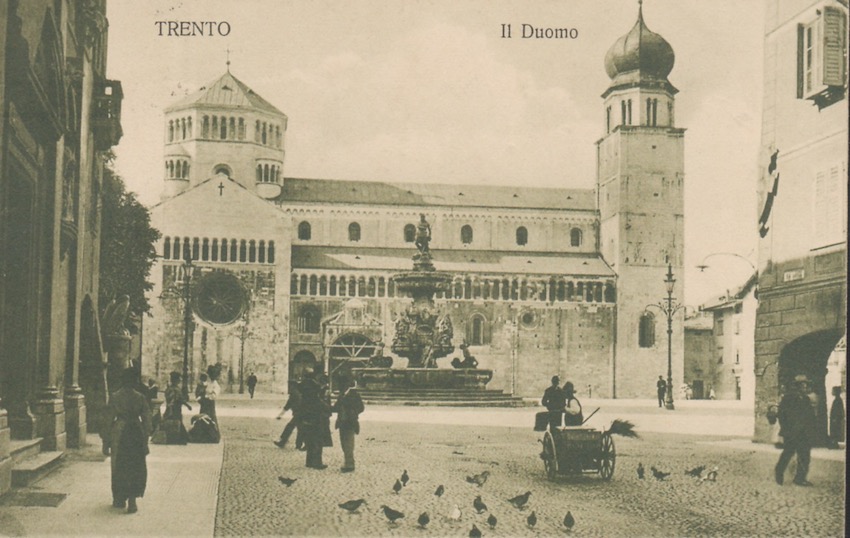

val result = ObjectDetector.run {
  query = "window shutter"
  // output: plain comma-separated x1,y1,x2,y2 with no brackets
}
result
797,24,805,98
821,6,847,87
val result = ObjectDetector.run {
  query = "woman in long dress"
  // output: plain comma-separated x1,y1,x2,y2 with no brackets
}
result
107,367,152,513
162,371,192,444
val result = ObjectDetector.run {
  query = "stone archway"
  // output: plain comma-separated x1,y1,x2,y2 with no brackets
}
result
777,328,844,446
290,350,319,384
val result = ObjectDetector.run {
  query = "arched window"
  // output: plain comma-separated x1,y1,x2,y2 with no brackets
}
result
202,238,209,261
202,116,209,138
268,241,275,264
516,226,528,246
212,116,218,136
256,165,262,182
255,120,260,142
220,116,227,139
249,240,256,262
262,122,267,145
298,307,321,334
461,225,473,244
258,240,266,263
348,222,361,242
181,118,186,139
298,221,312,241
229,117,236,139
238,118,245,140
570,227,583,247
239,240,247,262
469,314,489,345
211,239,219,261
191,237,200,261
404,224,416,243
214,164,231,177
181,161,189,179
168,120,174,142
639,312,656,348
163,237,171,259
187,117,192,137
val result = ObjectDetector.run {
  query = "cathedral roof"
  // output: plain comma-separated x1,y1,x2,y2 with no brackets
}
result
279,177,595,211
603,3,675,94
292,246,615,277
165,71,286,116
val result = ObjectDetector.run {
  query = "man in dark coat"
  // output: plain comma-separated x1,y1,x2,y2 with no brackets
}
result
247,372,258,399
656,375,666,407
333,376,365,473
299,370,333,469
775,374,817,486
275,380,304,450
828,386,845,448
541,376,565,432
107,367,152,513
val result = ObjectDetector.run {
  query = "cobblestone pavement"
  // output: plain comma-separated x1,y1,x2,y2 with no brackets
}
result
214,412,845,537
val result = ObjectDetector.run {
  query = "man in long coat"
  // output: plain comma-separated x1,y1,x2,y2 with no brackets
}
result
541,375,565,432
333,376,365,472
775,374,817,486
300,370,333,469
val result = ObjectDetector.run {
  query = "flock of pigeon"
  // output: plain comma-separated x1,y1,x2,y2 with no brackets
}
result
280,468,577,535
636,463,719,483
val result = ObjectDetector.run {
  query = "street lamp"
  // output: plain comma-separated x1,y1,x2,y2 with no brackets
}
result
646,263,685,410
180,255,195,400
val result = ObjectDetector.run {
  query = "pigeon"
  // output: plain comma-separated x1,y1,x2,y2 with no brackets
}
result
435,484,445,497
453,450,465,455
507,491,531,509
393,479,403,494
401,469,410,486
527,510,537,528
685,465,706,478
650,466,670,481
564,511,575,531
473,495,487,514
637,463,645,479
469,524,482,538
417,511,430,528
278,476,297,487
466,470,490,487
380,505,405,524
449,504,462,521
703,466,718,482
487,513,497,529
338,499,366,513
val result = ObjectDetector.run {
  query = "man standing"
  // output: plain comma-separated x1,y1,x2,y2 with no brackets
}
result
247,372,258,399
656,376,666,408
300,370,332,469
775,374,817,486
275,380,304,450
541,376,565,432
333,376,365,473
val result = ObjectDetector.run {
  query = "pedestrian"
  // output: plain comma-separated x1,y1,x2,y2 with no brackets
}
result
656,375,666,407
775,374,817,486
158,371,191,444
203,366,221,426
299,370,333,469
828,386,845,448
708,387,716,400
333,375,365,473
275,380,304,450
541,376,566,432
562,381,584,426
247,372,258,399
146,379,159,401
106,367,152,514
195,373,208,403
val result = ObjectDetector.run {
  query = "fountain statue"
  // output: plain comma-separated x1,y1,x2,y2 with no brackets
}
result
350,214,494,392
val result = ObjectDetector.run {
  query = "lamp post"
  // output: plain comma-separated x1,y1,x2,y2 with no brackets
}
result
181,256,195,400
646,263,685,410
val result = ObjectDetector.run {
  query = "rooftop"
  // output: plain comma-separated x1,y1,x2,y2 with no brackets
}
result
165,71,286,116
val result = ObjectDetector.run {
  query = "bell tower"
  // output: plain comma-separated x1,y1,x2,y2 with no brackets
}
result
596,2,685,398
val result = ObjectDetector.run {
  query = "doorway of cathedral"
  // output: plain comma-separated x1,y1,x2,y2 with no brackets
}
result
777,328,844,447
327,333,378,392
290,351,318,383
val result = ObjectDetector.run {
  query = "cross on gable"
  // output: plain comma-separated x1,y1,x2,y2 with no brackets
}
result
218,182,225,196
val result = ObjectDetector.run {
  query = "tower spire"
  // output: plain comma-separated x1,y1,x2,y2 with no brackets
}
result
226,47,231,72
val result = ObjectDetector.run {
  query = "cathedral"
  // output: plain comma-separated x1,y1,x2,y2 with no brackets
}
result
143,6,685,400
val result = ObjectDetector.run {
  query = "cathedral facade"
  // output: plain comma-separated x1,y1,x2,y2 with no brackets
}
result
143,7,685,400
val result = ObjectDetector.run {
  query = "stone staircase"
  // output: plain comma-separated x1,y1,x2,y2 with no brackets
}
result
358,388,530,407
9,439,64,487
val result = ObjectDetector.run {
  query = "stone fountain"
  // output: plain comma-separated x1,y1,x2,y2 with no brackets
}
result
351,215,494,393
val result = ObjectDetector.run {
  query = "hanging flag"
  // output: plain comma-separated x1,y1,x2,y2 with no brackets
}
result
758,149,780,238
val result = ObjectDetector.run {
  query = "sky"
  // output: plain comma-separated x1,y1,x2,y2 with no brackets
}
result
106,0,765,306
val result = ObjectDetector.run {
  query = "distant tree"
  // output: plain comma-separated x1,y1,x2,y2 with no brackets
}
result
98,154,160,322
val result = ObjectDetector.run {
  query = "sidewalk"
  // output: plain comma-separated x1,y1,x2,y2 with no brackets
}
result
0,435,222,537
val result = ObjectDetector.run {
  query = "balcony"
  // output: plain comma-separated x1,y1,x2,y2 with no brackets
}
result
92,79,123,150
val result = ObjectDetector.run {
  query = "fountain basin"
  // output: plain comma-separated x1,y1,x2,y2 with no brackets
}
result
352,368,493,390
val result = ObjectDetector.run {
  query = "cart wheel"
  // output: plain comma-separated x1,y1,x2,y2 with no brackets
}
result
598,432,615,480
541,431,558,480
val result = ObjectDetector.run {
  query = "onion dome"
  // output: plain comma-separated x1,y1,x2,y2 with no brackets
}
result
604,3,675,83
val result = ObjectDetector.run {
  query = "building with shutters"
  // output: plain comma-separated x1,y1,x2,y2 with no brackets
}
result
753,0,847,444
142,5,686,401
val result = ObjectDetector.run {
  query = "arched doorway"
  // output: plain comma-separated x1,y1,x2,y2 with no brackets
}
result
327,333,378,392
777,328,844,447
290,350,319,385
